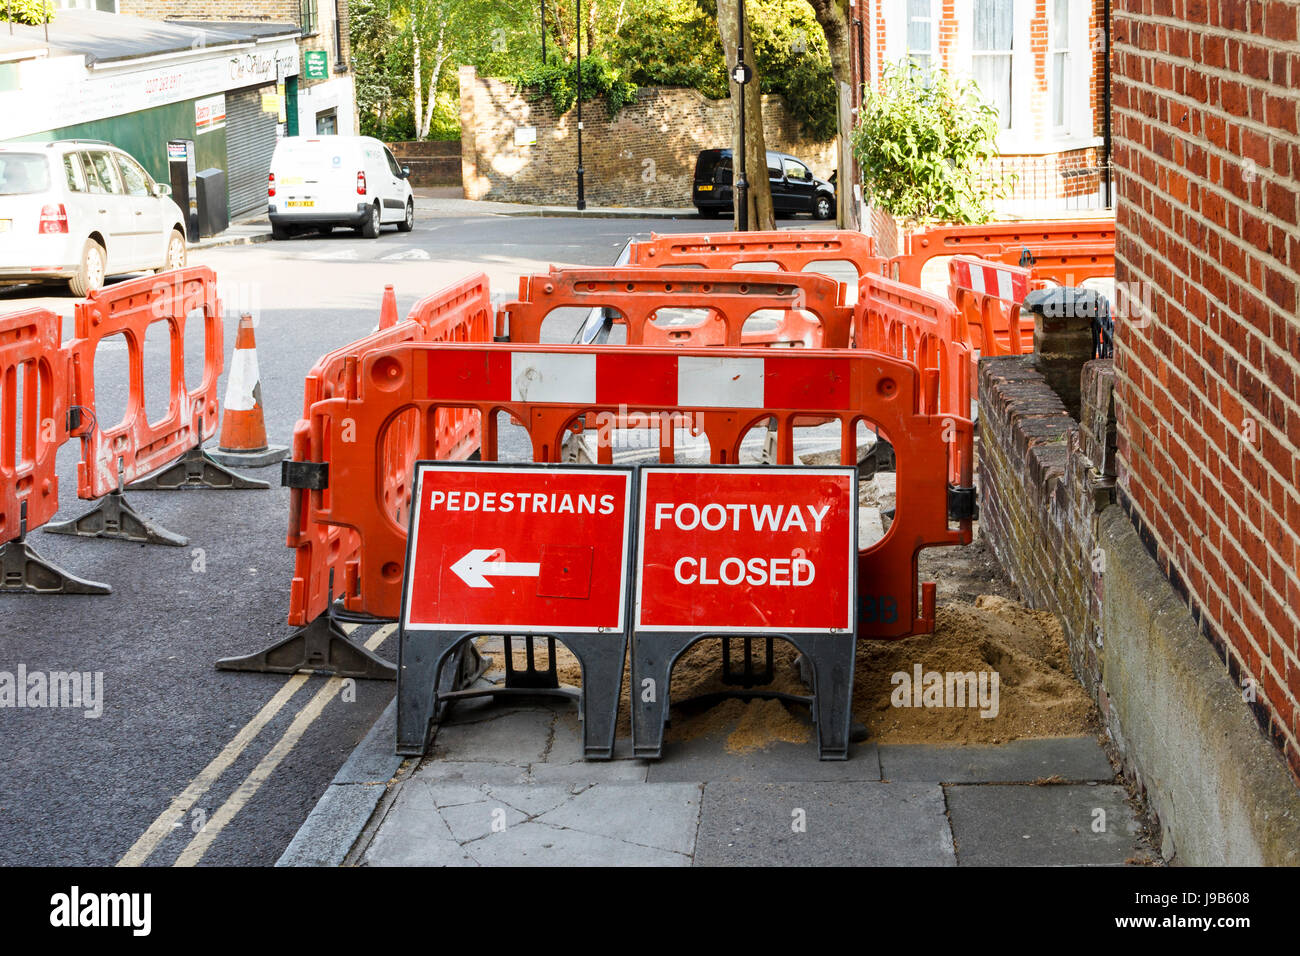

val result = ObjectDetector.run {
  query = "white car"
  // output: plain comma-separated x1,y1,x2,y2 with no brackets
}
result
267,135,415,240
0,141,188,296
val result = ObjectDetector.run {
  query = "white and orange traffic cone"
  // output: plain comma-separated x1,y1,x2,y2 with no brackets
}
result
378,284,399,330
208,313,288,468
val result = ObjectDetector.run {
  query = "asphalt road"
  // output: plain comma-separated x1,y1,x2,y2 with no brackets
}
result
0,210,820,866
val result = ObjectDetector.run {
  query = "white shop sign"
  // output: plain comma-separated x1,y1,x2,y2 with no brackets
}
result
0,42,299,140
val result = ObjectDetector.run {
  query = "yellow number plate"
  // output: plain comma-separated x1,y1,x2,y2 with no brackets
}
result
287,200,315,207
697,185,713,191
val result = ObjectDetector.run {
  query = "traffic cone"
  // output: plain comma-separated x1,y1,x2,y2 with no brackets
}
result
378,284,399,329
208,313,289,468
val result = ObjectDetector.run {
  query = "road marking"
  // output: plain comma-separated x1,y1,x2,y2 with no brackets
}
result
381,248,430,260
116,672,312,867
172,624,396,867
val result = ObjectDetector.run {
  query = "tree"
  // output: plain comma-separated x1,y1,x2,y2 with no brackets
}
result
851,64,1003,224
716,0,774,230
803,0,852,227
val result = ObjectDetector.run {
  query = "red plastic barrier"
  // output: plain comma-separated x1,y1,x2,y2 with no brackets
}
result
993,243,1115,286
285,274,492,628
498,266,851,349
627,229,884,282
304,341,973,638
65,268,223,499
0,309,66,545
857,275,973,478
890,219,1116,288
947,256,1034,360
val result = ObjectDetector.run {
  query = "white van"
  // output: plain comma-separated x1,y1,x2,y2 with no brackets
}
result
267,136,414,239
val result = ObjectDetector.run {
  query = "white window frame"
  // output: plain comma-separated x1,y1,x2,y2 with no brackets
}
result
1049,0,1071,132
905,0,938,79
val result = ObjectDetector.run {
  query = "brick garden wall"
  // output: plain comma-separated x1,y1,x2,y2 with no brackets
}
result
978,355,1118,702
457,66,835,207
1111,0,1300,778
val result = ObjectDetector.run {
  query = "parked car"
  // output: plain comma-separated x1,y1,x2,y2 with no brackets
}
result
267,136,414,239
0,141,187,296
692,148,836,220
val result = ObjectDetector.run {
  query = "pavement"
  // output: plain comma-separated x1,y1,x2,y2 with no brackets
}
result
281,675,1155,867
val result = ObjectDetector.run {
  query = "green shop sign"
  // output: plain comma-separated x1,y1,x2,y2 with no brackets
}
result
304,51,329,79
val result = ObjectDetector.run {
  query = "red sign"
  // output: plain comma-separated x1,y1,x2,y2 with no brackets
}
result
635,467,857,633
403,464,634,632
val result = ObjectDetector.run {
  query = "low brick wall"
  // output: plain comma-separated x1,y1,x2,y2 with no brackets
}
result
978,355,1117,699
457,66,834,207
387,140,461,187
978,354,1300,862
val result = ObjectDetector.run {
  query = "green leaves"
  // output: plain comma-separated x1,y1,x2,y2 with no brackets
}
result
0,0,53,25
515,55,638,116
851,63,1005,224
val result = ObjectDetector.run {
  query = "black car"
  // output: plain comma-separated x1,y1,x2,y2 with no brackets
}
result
692,148,836,220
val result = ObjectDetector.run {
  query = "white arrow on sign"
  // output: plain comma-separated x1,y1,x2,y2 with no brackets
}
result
450,549,541,589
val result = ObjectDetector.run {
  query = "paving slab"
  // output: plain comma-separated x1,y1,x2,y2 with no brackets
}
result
535,783,702,856
360,781,478,866
944,783,1146,866
647,734,881,783
694,782,955,866
430,707,558,765
462,819,692,866
878,736,1115,783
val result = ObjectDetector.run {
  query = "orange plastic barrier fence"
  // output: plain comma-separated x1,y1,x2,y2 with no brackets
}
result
889,219,1116,288
857,275,973,485
64,268,223,499
627,229,885,281
498,266,851,349
285,273,493,629
0,308,66,545
303,341,973,639
993,243,1115,286
947,256,1034,360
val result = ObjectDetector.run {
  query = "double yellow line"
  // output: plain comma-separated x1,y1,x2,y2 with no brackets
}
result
117,623,395,868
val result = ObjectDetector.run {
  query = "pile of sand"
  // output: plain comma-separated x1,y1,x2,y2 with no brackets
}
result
473,593,1096,750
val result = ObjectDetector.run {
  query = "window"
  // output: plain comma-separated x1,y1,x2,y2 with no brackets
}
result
63,153,86,192
972,0,1013,130
85,151,124,194
767,154,782,180
783,158,811,182
907,0,935,78
1050,0,1070,129
300,0,318,35
0,153,50,195
115,154,152,197
384,148,402,177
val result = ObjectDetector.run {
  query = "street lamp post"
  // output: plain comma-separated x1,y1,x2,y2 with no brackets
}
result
576,0,585,210
540,0,547,64
733,0,749,231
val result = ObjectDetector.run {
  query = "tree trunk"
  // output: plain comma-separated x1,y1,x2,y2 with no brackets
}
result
421,20,448,138
411,7,424,137
805,0,857,229
716,0,774,231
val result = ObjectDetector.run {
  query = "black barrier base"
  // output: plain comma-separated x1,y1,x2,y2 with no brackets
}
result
0,531,111,595
397,629,627,761
215,613,397,680
631,631,856,761
126,447,270,491
44,489,187,547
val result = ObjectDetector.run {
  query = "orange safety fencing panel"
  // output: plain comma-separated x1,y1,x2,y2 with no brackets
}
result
498,266,851,349
857,275,973,484
0,308,66,545
627,229,885,282
890,219,1116,288
303,342,973,639
993,243,1116,286
947,256,1033,360
285,273,493,628
64,267,223,499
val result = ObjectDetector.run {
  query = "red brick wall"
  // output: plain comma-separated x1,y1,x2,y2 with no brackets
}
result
1111,0,1300,780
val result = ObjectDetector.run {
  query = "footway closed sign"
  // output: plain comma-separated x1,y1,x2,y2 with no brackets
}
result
635,467,857,632
402,463,634,632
